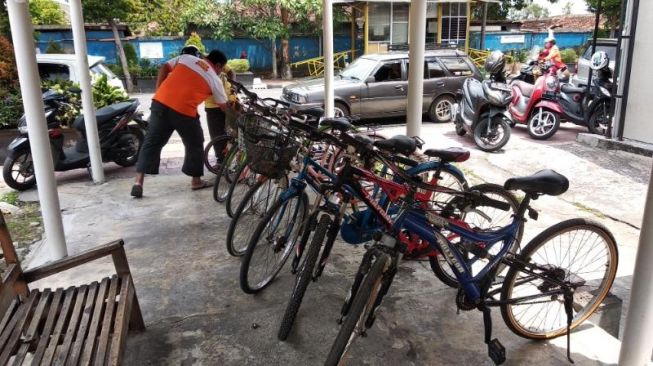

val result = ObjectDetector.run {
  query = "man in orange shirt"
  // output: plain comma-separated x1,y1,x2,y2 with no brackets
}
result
131,50,228,198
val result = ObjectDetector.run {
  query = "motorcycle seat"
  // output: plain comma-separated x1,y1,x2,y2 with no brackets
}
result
423,147,470,163
561,84,586,94
73,101,136,132
320,117,353,132
504,169,569,196
373,135,416,156
512,80,535,98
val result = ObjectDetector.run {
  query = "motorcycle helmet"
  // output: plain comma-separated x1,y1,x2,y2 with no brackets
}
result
484,50,506,75
590,51,609,70
180,45,202,58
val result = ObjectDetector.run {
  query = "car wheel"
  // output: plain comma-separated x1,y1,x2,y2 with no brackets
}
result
334,102,350,118
428,95,455,123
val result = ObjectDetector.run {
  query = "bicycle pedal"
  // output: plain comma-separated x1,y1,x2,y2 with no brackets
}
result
488,339,506,365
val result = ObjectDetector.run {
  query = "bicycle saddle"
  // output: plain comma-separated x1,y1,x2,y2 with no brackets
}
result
354,134,374,145
320,117,353,132
504,169,569,196
373,135,416,156
423,147,470,163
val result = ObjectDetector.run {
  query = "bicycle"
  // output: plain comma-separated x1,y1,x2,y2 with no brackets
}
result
324,166,618,365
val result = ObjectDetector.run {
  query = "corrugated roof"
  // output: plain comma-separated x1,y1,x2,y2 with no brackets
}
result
519,15,605,33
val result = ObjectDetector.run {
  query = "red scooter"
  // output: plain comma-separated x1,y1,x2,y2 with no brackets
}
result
509,62,565,140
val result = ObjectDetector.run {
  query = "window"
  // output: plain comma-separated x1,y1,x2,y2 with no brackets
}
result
426,60,446,78
441,3,468,47
426,1,438,43
392,3,409,45
374,60,402,82
38,63,71,82
582,45,616,61
369,3,391,42
440,57,473,76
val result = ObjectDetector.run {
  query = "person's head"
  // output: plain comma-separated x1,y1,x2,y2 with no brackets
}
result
544,37,556,49
180,45,202,58
206,49,228,74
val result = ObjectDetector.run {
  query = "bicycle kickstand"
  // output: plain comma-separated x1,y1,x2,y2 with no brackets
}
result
482,306,506,365
564,289,575,364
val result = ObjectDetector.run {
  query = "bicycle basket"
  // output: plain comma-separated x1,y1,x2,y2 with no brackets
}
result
239,113,299,178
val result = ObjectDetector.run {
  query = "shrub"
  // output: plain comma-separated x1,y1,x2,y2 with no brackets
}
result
0,91,23,129
184,32,206,55
123,43,138,66
0,36,18,91
92,74,128,109
227,59,250,73
560,48,578,64
45,40,64,54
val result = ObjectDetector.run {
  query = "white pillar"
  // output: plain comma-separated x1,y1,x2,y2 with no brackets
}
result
7,0,67,259
406,0,427,137
322,0,335,118
618,162,653,365
69,0,104,183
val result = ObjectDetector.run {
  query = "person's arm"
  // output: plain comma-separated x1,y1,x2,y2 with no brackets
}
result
207,69,229,110
155,64,171,90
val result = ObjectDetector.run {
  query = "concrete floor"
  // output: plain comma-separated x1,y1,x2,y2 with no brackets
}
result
7,91,651,365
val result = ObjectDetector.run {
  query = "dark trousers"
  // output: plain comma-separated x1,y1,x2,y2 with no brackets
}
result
136,100,204,177
206,107,227,157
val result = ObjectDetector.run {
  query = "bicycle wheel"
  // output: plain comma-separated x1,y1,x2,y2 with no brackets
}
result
324,253,390,366
240,192,309,294
213,144,241,203
203,135,233,175
500,219,618,339
278,214,332,341
226,175,288,257
226,161,258,218
430,183,521,288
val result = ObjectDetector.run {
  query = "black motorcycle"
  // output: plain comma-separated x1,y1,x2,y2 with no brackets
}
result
3,88,147,190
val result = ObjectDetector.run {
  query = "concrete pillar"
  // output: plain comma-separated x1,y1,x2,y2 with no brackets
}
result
480,2,488,50
323,0,335,118
406,0,427,137
7,0,67,259
69,0,105,184
618,162,653,365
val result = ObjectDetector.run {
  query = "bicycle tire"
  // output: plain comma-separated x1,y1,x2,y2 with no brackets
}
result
430,183,522,288
500,218,618,340
226,161,257,218
226,176,288,257
203,135,233,175
324,253,389,366
240,192,309,294
278,214,332,341
212,144,240,203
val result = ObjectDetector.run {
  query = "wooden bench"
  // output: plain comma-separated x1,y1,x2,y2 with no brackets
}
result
0,211,144,365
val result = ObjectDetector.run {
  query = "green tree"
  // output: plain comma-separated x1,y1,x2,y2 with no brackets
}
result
184,32,206,54
586,0,622,37
518,3,550,19
473,0,528,21
81,0,138,92
128,0,196,36
562,1,573,15
29,0,67,25
1,3,11,38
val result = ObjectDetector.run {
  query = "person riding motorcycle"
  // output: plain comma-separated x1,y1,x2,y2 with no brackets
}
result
539,37,567,73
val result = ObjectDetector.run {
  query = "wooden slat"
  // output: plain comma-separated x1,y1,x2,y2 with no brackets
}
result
22,241,124,283
0,290,40,365
13,290,52,365
31,288,64,366
107,276,134,366
53,283,92,366
91,276,119,366
0,299,18,335
66,278,109,365
0,264,21,315
77,277,112,366
40,286,77,366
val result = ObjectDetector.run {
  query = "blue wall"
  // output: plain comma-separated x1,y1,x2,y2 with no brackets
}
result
36,30,362,71
469,31,592,52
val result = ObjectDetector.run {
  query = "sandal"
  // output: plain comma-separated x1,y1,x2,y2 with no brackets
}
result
131,184,143,198
191,180,213,191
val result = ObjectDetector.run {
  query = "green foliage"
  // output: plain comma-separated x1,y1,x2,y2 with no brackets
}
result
128,0,198,36
517,49,529,63
123,43,138,66
0,91,23,129
472,0,527,21
227,59,250,73
585,0,622,35
45,40,64,54
560,48,578,64
92,75,128,108
81,0,137,22
184,32,206,54
29,0,67,25
41,79,81,126
0,3,10,38
517,3,550,19
0,36,18,91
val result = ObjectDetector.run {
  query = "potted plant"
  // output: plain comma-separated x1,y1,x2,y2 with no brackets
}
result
227,59,254,86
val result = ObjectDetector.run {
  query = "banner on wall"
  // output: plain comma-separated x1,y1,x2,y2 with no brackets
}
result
500,35,525,44
139,42,164,59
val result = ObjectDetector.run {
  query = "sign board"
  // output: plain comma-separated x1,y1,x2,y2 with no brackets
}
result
139,42,164,59
500,35,525,44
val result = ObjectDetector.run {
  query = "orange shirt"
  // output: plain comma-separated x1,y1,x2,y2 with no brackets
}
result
154,55,227,117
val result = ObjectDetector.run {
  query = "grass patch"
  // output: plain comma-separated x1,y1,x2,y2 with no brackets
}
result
0,191,18,206
0,194,43,264
572,202,606,219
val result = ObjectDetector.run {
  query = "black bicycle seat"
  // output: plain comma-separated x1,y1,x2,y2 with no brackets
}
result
354,134,374,145
373,135,416,156
504,169,569,196
423,147,470,163
320,117,353,132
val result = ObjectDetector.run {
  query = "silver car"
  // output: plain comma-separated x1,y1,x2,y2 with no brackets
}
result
282,50,482,122
572,39,616,86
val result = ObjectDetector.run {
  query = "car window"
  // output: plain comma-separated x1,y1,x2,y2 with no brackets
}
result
426,59,446,78
38,63,70,82
373,60,402,82
91,63,117,79
582,44,616,61
440,57,473,76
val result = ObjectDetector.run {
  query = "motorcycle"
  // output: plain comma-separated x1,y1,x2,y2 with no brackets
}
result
453,51,513,152
3,88,147,191
508,61,564,140
574,52,614,135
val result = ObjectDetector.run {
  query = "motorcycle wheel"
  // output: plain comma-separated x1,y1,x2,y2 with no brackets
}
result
3,148,36,191
113,127,144,167
455,123,467,136
588,101,610,136
473,117,511,152
527,108,560,140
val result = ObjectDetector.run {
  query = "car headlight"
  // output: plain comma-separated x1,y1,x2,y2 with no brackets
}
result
292,93,307,104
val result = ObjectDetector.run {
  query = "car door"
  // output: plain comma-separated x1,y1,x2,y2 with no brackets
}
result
360,59,407,117
438,56,476,95
422,57,447,111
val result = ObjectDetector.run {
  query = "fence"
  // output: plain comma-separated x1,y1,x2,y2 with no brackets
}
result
469,31,593,53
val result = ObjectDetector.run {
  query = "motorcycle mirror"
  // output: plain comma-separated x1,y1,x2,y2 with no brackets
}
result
365,76,376,84
68,87,82,94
